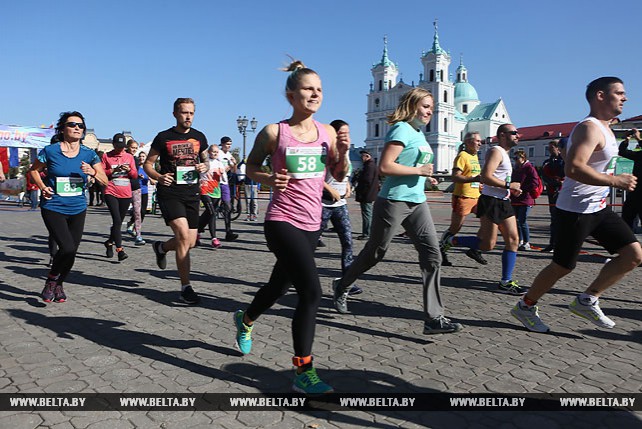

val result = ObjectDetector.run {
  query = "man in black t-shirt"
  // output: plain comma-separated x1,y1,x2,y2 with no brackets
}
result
144,98,209,305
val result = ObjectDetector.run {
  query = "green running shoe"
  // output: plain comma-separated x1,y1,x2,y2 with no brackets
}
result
292,367,333,395
234,310,253,354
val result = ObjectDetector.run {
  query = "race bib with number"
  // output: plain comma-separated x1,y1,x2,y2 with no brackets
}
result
56,177,83,197
470,181,480,189
176,166,198,185
416,146,434,166
285,146,326,179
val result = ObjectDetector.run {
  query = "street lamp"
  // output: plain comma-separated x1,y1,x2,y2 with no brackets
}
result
236,115,258,160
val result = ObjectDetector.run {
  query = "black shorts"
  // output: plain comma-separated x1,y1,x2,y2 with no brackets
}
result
157,192,200,229
476,194,515,224
553,207,638,270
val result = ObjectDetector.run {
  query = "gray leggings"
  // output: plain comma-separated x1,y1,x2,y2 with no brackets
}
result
338,197,444,320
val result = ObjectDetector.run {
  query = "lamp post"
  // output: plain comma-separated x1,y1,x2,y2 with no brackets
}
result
236,116,258,160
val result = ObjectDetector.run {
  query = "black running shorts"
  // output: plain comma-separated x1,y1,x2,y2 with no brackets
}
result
476,194,515,225
157,192,200,229
553,207,638,270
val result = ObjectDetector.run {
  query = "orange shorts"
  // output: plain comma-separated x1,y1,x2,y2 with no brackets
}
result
451,195,478,216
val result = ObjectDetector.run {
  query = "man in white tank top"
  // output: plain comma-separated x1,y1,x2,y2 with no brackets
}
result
511,77,642,333
443,124,524,295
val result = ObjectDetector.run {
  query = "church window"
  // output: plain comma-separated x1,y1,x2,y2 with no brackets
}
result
444,118,448,132
528,147,534,158
388,80,392,89
443,90,448,103
378,80,382,91
375,123,379,137
430,70,434,82
374,98,380,108
462,104,468,113
439,70,444,81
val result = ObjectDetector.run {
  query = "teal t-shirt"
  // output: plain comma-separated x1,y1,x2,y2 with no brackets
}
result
378,122,433,203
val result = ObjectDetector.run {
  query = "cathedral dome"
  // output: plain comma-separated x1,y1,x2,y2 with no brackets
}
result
455,81,479,102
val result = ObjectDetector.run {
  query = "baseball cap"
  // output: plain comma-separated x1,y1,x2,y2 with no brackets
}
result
112,133,127,149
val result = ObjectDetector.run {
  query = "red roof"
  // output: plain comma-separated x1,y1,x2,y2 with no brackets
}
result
489,121,578,143
623,115,642,122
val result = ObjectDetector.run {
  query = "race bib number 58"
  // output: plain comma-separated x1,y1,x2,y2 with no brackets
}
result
285,146,326,179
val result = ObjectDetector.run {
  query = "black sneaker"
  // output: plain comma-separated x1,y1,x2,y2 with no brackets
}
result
423,315,463,334
465,248,488,265
41,279,56,303
348,285,363,296
104,240,114,258
180,286,200,305
117,250,128,261
53,284,66,303
153,241,167,270
225,232,239,242
441,250,453,267
540,245,554,253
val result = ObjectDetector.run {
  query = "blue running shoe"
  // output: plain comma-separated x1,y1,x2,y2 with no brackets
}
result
292,367,333,395
234,310,253,354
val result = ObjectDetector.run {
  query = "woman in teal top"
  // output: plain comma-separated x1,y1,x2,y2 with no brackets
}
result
332,87,463,334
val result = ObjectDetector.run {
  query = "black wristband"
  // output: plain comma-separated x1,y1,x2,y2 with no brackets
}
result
504,181,510,189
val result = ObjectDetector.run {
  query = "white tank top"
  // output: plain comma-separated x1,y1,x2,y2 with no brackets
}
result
556,117,617,214
481,146,511,200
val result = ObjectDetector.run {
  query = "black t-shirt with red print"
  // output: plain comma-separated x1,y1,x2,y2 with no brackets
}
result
151,127,208,197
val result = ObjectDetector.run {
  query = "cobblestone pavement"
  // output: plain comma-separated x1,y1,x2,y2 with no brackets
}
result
0,195,640,428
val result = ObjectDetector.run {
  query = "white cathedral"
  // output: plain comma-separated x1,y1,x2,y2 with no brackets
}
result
364,22,512,173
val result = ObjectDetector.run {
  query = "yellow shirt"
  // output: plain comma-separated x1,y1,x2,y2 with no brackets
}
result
453,151,481,198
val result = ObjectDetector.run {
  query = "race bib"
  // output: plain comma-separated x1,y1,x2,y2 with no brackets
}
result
56,177,83,197
470,182,480,189
285,146,326,179
113,178,130,187
416,146,434,166
176,166,198,185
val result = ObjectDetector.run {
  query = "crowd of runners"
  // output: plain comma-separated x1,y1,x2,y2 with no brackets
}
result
22,67,642,394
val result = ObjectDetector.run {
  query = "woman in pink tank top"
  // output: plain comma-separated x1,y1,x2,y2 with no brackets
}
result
232,60,350,395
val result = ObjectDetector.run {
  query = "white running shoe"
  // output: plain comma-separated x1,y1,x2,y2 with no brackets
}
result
568,297,615,329
510,302,550,333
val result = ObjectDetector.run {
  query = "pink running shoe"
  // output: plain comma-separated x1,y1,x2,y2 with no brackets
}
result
211,238,222,249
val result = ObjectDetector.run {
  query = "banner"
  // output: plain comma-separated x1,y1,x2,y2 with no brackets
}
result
0,393,639,412
0,125,55,149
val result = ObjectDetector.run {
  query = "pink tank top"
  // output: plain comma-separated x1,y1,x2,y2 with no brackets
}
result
265,120,329,231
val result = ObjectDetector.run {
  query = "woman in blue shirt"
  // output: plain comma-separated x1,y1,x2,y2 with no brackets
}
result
332,88,462,334
28,111,108,303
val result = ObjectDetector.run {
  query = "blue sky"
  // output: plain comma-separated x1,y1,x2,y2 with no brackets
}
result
2,0,641,153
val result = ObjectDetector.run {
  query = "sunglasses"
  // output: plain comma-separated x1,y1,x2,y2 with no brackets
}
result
66,122,86,129
504,131,519,135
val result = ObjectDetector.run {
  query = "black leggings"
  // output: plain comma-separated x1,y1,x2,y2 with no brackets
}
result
198,194,221,237
41,208,86,282
246,221,321,358
105,194,132,248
